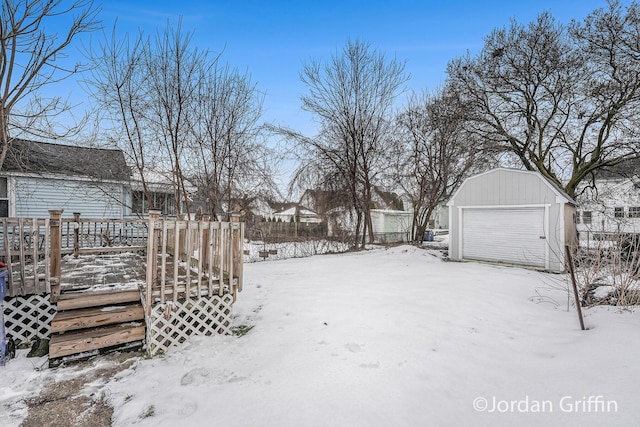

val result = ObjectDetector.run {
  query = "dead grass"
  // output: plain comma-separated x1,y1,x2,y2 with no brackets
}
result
20,352,138,427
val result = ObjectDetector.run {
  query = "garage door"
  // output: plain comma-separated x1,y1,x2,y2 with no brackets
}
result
462,207,547,268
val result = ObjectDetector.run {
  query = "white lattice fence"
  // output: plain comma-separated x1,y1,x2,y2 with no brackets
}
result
146,294,234,356
2,294,56,344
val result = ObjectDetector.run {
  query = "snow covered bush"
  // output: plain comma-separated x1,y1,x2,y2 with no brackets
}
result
243,238,350,262
574,233,640,307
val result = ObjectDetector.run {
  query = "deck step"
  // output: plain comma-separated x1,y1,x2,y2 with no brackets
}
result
49,323,146,359
57,289,141,311
52,304,144,333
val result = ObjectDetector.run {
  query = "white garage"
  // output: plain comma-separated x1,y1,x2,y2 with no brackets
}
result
447,169,577,272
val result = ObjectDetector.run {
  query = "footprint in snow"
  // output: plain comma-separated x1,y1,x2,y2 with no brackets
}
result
359,362,380,369
345,343,364,353
180,368,211,386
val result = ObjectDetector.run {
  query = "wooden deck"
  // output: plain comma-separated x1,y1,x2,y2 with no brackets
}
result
3,211,244,361
49,290,145,359
50,255,147,360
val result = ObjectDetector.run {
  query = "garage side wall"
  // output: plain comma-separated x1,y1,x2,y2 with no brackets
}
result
448,170,567,272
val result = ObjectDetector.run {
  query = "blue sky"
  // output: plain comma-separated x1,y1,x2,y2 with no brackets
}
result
86,0,622,138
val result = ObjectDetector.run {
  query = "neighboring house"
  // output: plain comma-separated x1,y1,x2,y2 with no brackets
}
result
0,139,191,219
448,168,577,273
299,187,413,242
403,202,449,233
271,205,322,223
427,205,449,230
299,189,350,218
370,209,412,243
371,188,405,211
575,158,640,240
1,139,131,218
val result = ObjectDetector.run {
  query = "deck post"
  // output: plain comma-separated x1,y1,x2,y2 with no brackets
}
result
230,213,242,299
146,210,161,315
73,212,81,258
48,209,63,303
177,213,186,262
201,216,210,279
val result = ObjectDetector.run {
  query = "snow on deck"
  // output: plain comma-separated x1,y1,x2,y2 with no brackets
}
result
60,252,145,293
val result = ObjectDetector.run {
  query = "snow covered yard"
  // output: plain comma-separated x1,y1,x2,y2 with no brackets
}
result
2,245,639,426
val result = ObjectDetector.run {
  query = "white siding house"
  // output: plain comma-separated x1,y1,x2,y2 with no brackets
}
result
271,206,321,223
1,139,131,218
447,168,577,272
575,160,640,241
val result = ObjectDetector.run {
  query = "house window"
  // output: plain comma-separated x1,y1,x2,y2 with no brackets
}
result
132,190,177,215
582,211,592,225
0,177,8,217
629,206,640,218
614,207,625,218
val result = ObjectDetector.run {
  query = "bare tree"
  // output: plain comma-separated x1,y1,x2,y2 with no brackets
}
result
280,39,408,248
84,26,155,210
188,62,270,219
391,88,484,241
87,20,273,218
145,21,209,217
447,1,640,198
0,0,100,170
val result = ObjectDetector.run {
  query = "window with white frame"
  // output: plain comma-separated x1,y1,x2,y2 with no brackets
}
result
614,207,625,218
582,211,592,224
629,206,640,218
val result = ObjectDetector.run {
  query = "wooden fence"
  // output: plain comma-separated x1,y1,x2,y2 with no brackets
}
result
144,211,244,312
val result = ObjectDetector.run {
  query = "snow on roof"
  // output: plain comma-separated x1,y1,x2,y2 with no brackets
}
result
274,206,297,216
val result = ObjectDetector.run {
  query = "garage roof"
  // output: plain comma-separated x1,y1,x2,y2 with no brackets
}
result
447,168,575,206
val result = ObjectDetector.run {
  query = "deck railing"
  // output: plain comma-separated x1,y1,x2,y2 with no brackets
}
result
144,211,244,314
2,210,244,306
0,217,52,297
61,213,148,256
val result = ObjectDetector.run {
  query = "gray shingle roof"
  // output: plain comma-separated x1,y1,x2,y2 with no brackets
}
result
2,139,131,182
597,157,640,179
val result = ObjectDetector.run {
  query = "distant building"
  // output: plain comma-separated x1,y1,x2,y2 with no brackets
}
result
271,205,322,223
576,158,640,239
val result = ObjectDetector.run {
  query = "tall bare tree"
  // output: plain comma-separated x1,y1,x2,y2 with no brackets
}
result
87,20,272,218
0,0,100,170
282,39,408,248
447,1,640,198
188,62,269,219
144,21,210,216
84,27,155,210
391,88,484,241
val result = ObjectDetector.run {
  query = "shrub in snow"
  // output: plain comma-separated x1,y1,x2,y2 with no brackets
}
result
574,232,640,307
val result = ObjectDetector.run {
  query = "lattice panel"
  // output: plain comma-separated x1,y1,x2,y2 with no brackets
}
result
146,294,233,356
2,294,56,344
